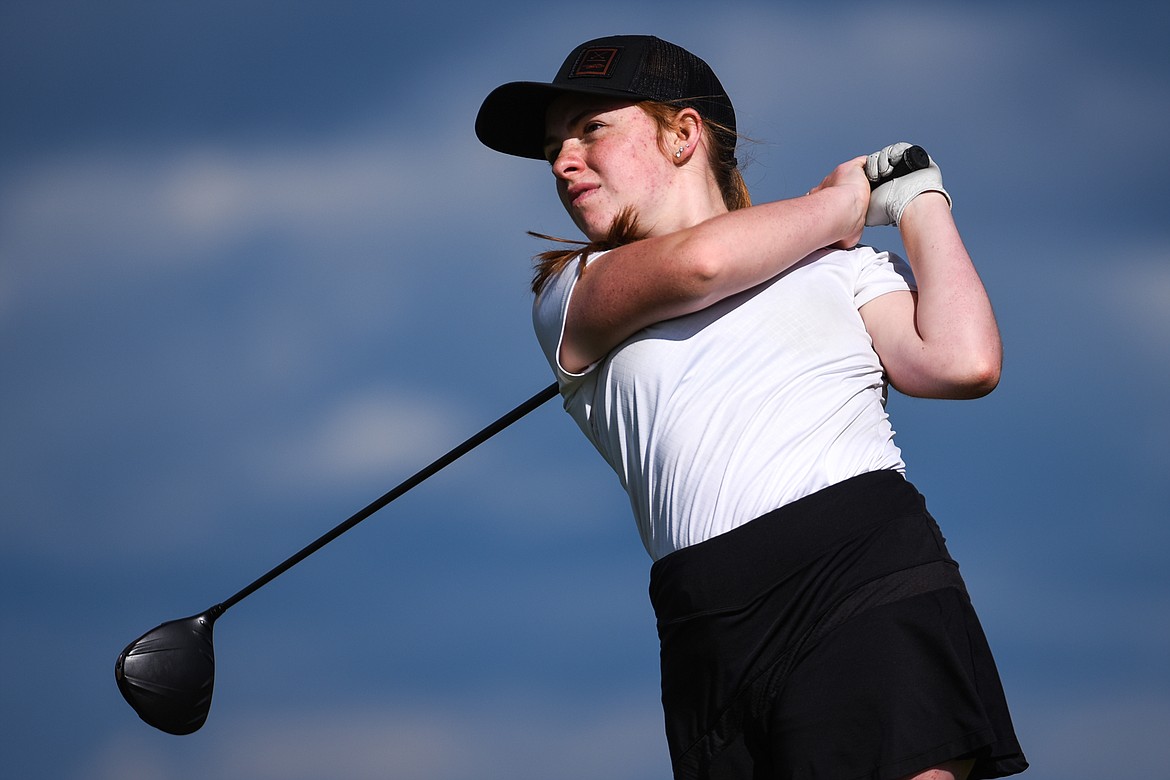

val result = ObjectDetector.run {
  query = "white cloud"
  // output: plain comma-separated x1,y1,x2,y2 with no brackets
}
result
0,105,542,325
1107,251,1170,343
0,134,454,284
252,387,471,491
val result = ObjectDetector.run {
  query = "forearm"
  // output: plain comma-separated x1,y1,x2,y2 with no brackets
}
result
563,182,865,371
898,193,1002,395
676,184,866,299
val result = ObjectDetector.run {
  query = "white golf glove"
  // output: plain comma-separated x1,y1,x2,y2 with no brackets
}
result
865,142,951,227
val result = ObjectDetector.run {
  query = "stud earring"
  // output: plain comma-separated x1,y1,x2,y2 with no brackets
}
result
675,144,688,159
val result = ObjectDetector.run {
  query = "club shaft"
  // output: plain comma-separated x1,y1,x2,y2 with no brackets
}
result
208,381,560,619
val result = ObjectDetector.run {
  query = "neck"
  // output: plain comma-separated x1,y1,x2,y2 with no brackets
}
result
644,168,729,237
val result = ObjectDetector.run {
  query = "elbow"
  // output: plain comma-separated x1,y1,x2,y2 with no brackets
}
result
938,328,1004,399
960,361,1001,398
949,352,1002,399
968,337,1003,397
894,350,1002,400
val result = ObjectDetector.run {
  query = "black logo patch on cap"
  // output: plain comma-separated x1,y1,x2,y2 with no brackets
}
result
570,46,620,78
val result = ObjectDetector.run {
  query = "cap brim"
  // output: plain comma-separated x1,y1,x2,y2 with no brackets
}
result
475,81,643,161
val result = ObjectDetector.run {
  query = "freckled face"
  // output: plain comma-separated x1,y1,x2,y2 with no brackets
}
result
543,95,675,242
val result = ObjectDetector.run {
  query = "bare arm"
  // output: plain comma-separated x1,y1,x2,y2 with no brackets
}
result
860,192,1002,399
560,159,870,373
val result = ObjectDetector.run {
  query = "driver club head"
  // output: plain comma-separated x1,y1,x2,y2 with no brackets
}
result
115,612,217,735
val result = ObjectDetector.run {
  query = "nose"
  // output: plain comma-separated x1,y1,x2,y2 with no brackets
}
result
551,141,582,180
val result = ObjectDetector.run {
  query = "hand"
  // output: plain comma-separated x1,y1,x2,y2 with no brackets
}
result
808,156,870,248
865,142,951,227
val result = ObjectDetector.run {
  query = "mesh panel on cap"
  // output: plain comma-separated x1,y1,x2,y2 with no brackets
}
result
631,39,735,132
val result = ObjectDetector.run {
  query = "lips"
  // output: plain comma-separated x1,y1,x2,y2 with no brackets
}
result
566,182,598,207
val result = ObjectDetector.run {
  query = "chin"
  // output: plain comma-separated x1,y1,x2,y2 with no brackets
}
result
573,206,624,243
574,218,607,243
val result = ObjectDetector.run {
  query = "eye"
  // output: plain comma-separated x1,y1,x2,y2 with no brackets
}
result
583,120,604,134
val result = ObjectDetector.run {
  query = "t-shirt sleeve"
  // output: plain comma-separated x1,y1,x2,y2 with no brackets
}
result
853,245,917,309
531,253,605,390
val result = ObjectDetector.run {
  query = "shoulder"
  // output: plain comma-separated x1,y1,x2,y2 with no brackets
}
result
533,250,609,326
532,251,610,384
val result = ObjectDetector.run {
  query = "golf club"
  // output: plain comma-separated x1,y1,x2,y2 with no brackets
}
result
115,381,559,735
114,144,932,736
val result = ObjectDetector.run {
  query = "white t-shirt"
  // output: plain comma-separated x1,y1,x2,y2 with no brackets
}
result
533,245,917,561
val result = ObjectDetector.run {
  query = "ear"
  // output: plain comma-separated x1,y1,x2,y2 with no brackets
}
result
672,108,703,163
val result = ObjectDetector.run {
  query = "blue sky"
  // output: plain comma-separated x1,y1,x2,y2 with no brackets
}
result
2,2,1167,778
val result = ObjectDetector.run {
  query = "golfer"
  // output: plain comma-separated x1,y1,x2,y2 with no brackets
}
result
476,35,1027,780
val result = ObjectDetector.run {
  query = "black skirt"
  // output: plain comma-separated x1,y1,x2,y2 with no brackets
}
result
649,470,1028,780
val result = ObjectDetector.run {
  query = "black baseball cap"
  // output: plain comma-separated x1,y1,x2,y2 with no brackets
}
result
475,35,736,161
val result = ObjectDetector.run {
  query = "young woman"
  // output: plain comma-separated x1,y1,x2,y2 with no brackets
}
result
476,35,1028,780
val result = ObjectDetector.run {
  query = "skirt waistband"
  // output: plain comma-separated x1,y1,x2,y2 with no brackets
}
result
649,470,929,621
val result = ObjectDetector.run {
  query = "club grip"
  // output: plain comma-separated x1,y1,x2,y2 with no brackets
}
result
869,145,930,190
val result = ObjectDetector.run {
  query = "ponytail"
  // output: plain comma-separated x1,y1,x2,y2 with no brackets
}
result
530,207,644,295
